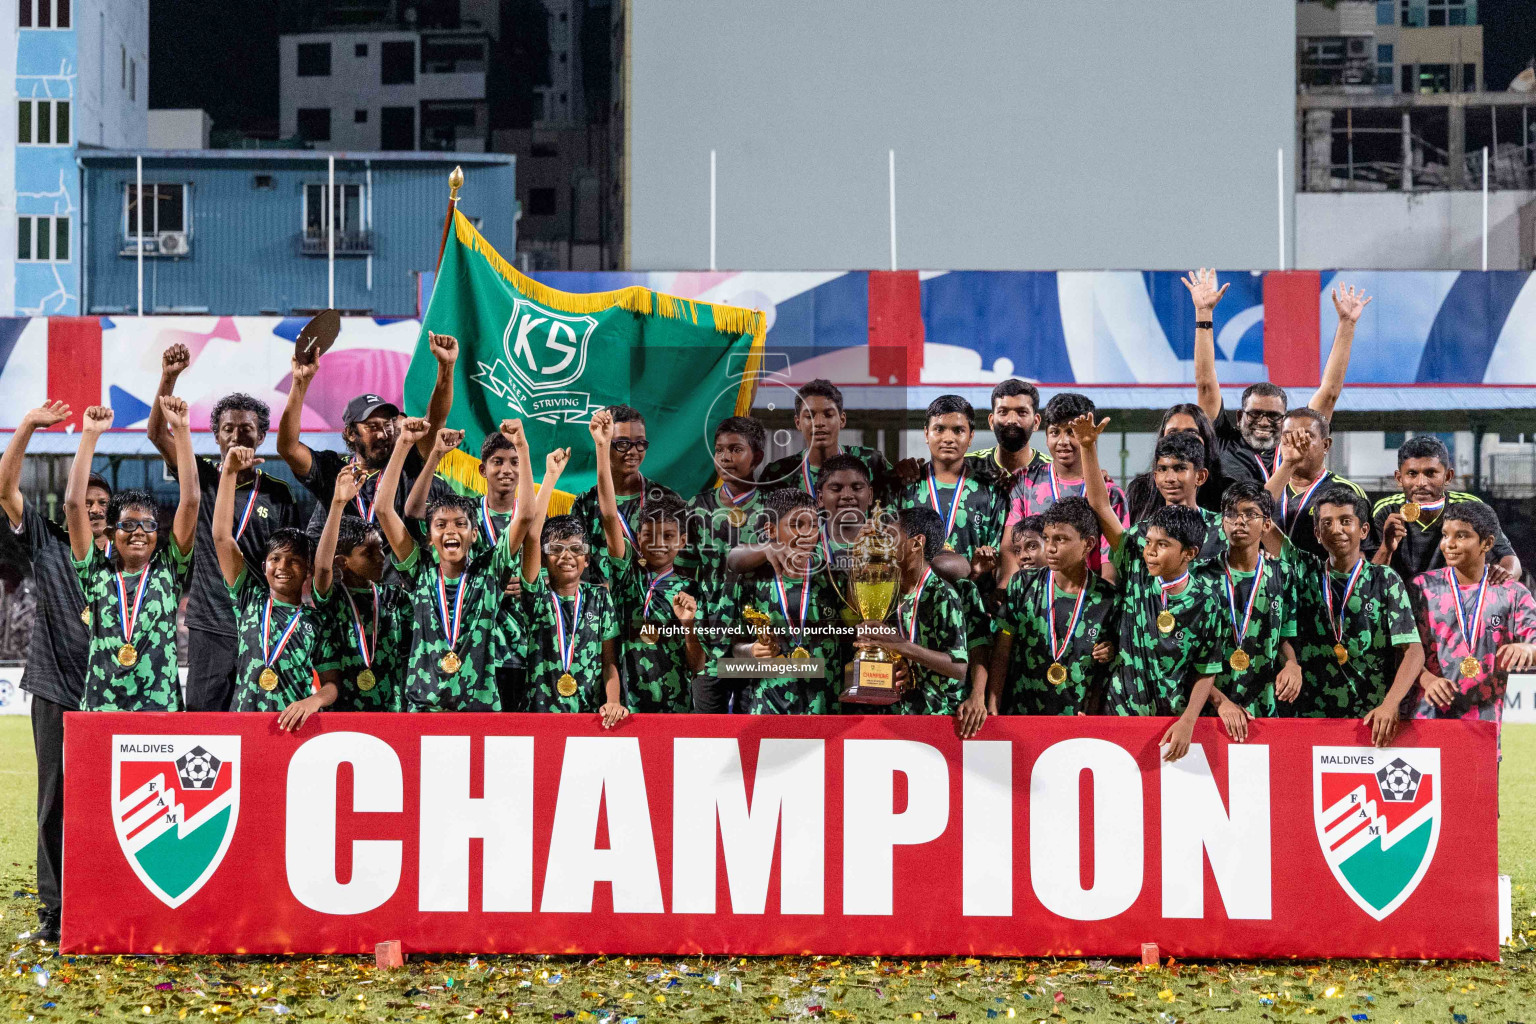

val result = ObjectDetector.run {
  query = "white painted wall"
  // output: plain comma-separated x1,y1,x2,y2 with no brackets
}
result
1297,190,1536,270
76,0,149,148
148,109,212,149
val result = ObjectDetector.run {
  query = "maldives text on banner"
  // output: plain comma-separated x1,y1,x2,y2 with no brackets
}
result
63,714,1497,960
401,210,766,496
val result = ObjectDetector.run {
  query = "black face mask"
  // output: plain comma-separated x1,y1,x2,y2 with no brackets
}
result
995,422,1030,453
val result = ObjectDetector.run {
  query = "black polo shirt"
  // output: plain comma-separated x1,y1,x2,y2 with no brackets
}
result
1214,406,1279,493
6,503,90,707
1371,491,1515,581
298,446,452,540
182,458,299,637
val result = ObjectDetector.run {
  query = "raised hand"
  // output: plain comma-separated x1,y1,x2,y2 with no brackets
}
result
1331,284,1373,325
82,405,114,435
498,418,525,447
161,343,191,379
671,591,697,625
24,400,71,429
545,446,571,478
893,456,924,486
588,409,614,447
332,464,363,505
222,446,261,476
1379,513,1407,556
1181,267,1229,315
397,417,431,447
1067,413,1109,453
1279,427,1313,466
290,351,319,390
433,427,465,455
971,545,997,577
158,395,189,431
428,332,459,366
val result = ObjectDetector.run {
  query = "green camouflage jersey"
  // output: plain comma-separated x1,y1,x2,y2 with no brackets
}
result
226,568,334,712
601,554,701,713
996,567,1120,715
677,483,767,666
876,572,969,715
569,480,684,565
1106,527,1226,715
1284,545,1418,718
760,443,895,503
897,468,1008,563
733,566,848,714
1191,550,1299,717
315,580,412,711
951,576,994,655
518,570,620,712
75,540,193,712
393,533,520,712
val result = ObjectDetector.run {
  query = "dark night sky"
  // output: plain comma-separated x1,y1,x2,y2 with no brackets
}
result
148,1,1536,138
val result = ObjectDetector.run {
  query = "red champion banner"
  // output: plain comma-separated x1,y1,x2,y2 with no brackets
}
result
62,713,1499,960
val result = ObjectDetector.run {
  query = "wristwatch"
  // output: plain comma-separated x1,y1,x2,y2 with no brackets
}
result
1195,320,1214,330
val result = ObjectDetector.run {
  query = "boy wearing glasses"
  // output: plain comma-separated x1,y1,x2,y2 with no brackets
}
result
374,418,543,711
569,404,681,565
66,400,200,711
1194,482,1302,720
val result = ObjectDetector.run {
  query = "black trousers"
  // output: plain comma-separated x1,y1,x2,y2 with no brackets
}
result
30,694,65,923
185,628,238,711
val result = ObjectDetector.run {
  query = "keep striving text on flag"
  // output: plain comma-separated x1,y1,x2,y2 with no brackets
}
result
62,714,1499,959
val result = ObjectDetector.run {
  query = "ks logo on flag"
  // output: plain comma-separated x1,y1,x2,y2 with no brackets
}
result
1313,746,1441,921
112,735,241,909
472,297,599,424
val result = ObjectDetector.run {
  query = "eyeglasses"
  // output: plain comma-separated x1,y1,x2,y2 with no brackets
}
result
1221,511,1269,524
611,439,650,454
543,542,591,557
115,519,159,534
1242,409,1284,423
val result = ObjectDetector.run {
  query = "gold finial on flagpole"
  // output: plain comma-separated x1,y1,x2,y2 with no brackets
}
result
448,165,464,202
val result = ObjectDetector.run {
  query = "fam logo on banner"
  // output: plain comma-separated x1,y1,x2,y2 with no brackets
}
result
471,297,599,424
1314,746,1440,921
112,736,241,909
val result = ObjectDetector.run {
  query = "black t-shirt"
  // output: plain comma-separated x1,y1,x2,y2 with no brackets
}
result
298,446,452,541
8,503,91,707
1371,492,1515,581
1214,406,1278,493
182,459,299,636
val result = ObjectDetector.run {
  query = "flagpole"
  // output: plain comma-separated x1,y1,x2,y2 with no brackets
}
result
435,165,464,272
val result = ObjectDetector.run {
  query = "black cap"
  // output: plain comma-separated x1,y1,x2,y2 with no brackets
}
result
343,394,401,425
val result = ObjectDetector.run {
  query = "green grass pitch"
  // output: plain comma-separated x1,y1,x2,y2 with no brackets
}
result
4,716,1535,1021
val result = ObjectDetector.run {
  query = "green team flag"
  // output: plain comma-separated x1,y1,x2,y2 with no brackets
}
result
404,209,766,502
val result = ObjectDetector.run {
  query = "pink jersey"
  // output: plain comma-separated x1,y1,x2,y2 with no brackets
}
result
1410,568,1536,739
1006,467,1129,572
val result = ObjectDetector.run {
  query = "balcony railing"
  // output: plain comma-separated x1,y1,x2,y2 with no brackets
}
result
300,229,373,256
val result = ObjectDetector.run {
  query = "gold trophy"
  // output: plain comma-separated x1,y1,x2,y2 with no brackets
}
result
839,507,904,705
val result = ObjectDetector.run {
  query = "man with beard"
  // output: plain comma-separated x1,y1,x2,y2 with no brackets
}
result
276,334,458,542
1186,267,1370,495
965,378,1053,517
146,344,301,711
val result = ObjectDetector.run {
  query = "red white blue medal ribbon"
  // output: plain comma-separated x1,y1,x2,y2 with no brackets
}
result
1223,554,1266,648
234,473,261,540
642,568,674,621
435,570,469,653
800,447,840,500
114,568,150,645
345,584,379,670
261,596,306,669
1415,497,1446,519
1045,575,1089,663
719,482,753,508
615,482,646,552
1158,570,1190,613
772,569,813,652
1450,565,1490,655
480,496,515,547
1281,472,1328,535
1322,558,1366,647
351,467,381,522
899,567,934,642
551,589,584,674
926,465,966,546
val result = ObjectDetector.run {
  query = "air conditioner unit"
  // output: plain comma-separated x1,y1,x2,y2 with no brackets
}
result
158,231,189,257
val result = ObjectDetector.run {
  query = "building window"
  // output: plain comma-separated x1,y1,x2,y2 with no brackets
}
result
121,45,126,89
1426,0,1469,26
1377,44,1393,65
129,58,136,101
355,42,368,57
124,183,188,239
1416,63,1452,93
302,183,369,252
1376,0,1393,25
252,174,275,190
17,99,70,145
17,215,69,262
297,42,332,77
354,108,368,123
527,187,558,216
421,100,483,150
297,107,331,142
421,35,486,74
19,0,70,29
381,40,415,85
380,105,414,149
1463,63,1477,91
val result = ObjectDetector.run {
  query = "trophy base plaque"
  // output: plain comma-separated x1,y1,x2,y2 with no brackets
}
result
840,657,903,706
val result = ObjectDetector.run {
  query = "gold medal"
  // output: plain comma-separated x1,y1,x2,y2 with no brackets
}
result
942,543,955,552
439,651,462,675
1401,502,1422,523
1156,610,1176,634
81,608,91,626
638,623,659,645
1046,662,1067,686
357,668,376,691
1229,649,1251,672
1459,655,1481,678
726,508,745,528
258,667,279,691
117,643,137,667
791,646,811,659
1334,642,1350,665
557,672,578,697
